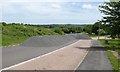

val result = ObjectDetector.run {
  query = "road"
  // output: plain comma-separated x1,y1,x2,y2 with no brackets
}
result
77,40,112,71
6,40,91,70
2,39,113,71
2,40,77,69
2,34,91,69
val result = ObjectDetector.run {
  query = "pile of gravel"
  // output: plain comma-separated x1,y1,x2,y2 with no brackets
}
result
20,34,91,47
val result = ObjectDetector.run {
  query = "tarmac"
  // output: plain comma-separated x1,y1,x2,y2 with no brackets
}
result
2,34,113,71
7,40,92,70
77,40,113,70
2,34,91,69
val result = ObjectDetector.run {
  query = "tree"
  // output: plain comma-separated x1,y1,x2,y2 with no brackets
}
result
62,27,70,34
99,1,120,38
99,29,106,35
76,27,82,33
92,22,101,35
2,22,6,26
54,28,64,35
84,25,93,34
69,26,77,33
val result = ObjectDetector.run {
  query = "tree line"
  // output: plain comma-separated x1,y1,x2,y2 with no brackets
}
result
1,22,108,36
1,1,120,46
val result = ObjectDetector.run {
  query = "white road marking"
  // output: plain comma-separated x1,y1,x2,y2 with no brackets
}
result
1,40,82,71
74,40,92,70
74,49,89,70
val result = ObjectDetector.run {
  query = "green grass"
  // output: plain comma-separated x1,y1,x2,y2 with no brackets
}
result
0,34,1,46
99,39,120,72
1,24,59,46
107,50,119,72
2,35,29,46
99,39,120,53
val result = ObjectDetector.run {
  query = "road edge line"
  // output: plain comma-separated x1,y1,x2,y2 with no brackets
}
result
74,40,92,70
1,40,81,71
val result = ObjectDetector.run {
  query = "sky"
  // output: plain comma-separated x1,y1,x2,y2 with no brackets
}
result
1,0,110,25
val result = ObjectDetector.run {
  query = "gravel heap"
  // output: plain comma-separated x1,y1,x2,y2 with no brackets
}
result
20,34,91,47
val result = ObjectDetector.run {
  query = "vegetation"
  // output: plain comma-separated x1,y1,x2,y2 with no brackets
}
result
1,22,91,46
1,23,59,46
98,2,120,71
2,21,109,46
1,19,118,46
1,1,120,47
99,39,120,72
107,50,119,72
0,2,119,72
99,1,120,38
83,22,107,36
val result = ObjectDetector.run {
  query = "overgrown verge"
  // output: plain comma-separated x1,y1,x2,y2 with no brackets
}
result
1,24,59,46
1,23,84,46
99,39,120,72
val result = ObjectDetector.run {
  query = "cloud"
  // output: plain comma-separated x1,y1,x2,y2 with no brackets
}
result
2,0,110,2
82,4,97,9
23,2,64,15
2,2,64,15
3,0,64,2
2,2,102,24
51,4,62,9
71,2,77,5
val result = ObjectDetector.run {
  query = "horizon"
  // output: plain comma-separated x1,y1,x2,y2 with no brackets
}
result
1,0,110,25
1,22,94,25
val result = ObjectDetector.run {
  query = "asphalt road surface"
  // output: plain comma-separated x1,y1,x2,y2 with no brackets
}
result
3,34,112,71
77,40,113,71
2,40,77,69
2,34,91,69
6,40,92,70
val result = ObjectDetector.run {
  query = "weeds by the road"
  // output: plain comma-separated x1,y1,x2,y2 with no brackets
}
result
1,24,59,46
107,50,119,72
99,39,120,72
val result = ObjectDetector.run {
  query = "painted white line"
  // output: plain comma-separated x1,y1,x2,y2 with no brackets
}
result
74,40,92,70
74,49,89,70
1,40,81,71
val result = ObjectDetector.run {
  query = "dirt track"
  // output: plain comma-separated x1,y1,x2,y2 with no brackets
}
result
8,40,92,70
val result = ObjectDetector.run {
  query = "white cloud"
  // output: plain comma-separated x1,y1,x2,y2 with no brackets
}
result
71,2,76,5
25,5,62,14
24,3,63,14
3,0,64,2
2,0,110,2
82,4,97,9
2,2,103,24
51,4,62,9
2,2,64,15
0,4,2,21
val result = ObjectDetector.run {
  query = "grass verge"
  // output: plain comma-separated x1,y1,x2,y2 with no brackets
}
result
99,39,120,72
